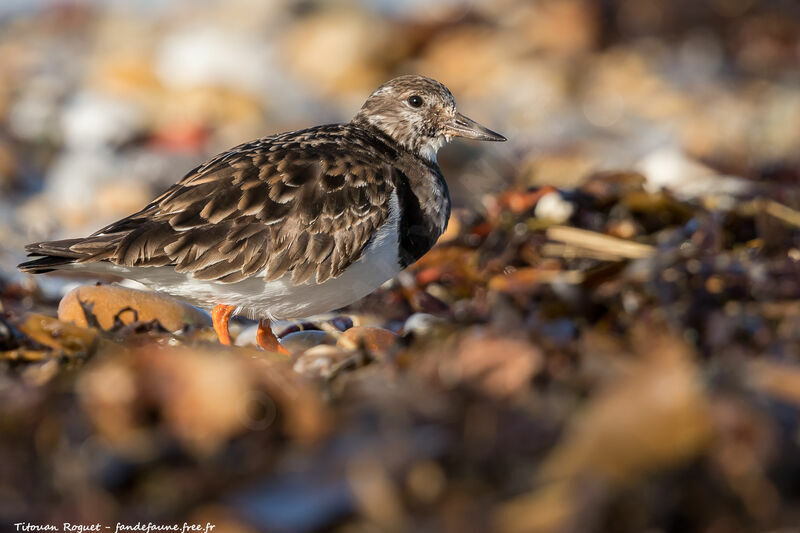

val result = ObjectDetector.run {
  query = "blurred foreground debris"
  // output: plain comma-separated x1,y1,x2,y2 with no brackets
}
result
3,161,799,530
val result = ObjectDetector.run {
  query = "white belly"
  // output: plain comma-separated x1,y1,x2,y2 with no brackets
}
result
67,193,402,320
139,253,400,319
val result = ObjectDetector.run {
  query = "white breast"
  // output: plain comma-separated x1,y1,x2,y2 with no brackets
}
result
70,191,403,320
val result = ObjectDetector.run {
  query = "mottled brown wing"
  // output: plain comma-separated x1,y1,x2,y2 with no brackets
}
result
84,129,394,285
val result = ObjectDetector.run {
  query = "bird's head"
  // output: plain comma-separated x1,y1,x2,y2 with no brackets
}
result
352,75,506,162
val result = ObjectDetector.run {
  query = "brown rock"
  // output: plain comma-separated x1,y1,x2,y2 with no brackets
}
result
337,326,398,352
58,284,211,332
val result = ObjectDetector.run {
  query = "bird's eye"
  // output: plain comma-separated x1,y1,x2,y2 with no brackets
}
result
407,95,423,108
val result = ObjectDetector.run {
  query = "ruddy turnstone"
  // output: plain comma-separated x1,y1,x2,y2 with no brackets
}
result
19,75,506,352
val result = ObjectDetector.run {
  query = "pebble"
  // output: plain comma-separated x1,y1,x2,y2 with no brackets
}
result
336,326,398,351
280,330,336,354
233,324,258,347
534,191,575,223
293,344,359,379
58,284,211,332
402,313,446,336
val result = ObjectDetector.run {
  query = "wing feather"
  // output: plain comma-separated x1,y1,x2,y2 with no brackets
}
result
23,125,397,286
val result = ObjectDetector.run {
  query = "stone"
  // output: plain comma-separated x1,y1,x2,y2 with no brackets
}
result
280,330,336,354
58,284,211,332
337,326,398,352
293,345,359,379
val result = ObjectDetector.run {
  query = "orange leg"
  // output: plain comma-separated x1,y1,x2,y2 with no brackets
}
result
257,319,290,355
212,304,235,346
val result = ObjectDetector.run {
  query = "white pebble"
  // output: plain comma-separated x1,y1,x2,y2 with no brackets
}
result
534,191,574,223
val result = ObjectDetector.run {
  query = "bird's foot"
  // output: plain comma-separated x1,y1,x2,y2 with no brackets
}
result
257,319,290,355
212,304,235,345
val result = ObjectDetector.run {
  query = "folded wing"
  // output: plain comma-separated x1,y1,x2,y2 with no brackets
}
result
20,127,394,285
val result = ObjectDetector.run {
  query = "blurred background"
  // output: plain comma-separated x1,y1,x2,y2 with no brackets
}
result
1,1,800,532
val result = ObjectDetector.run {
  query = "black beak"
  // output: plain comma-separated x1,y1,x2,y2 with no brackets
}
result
444,112,507,142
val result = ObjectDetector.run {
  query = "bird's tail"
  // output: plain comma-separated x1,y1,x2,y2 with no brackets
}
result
18,236,122,274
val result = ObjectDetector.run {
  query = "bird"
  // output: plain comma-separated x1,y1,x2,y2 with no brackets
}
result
18,75,506,352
